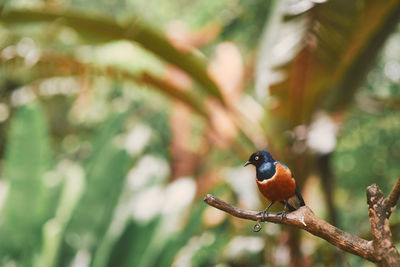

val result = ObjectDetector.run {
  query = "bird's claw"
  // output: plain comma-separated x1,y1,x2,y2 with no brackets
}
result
257,210,269,222
279,210,286,221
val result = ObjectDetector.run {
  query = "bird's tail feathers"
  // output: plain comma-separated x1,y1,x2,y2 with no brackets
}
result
285,185,305,211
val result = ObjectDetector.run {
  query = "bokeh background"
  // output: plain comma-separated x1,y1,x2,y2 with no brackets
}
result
1,0,400,266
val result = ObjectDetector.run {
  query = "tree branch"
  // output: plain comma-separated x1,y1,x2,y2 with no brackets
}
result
367,182,400,266
203,194,378,262
384,177,400,218
205,177,400,265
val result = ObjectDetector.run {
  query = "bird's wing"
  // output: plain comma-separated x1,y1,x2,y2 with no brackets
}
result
282,186,305,211
274,161,306,210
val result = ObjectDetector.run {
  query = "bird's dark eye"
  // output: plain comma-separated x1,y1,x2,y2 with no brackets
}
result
254,156,259,161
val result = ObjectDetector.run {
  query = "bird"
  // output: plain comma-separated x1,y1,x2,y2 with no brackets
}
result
244,150,305,220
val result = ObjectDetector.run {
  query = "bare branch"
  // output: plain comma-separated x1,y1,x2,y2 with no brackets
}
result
204,177,400,265
384,177,400,218
367,184,400,266
204,194,378,262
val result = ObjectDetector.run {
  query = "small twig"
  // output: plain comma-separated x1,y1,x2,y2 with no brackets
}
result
204,194,377,262
384,177,400,218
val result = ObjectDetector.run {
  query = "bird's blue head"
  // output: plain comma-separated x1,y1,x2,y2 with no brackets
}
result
244,150,275,168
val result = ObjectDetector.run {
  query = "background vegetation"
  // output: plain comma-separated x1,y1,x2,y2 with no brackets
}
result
0,0,400,266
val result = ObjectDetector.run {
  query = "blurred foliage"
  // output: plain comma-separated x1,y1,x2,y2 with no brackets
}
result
331,24,400,265
0,0,400,266
0,104,53,265
257,0,400,152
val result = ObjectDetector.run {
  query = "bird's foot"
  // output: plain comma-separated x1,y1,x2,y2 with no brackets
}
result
257,201,274,222
279,210,286,221
279,200,289,221
257,210,269,221
253,202,275,232
253,210,269,232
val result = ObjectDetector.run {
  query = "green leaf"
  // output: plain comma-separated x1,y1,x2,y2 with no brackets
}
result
105,202,206,267
56,113,131,266
154,203,206,267
1,9,223,101
35,162,85,267
105,219,160,267
0,103,52,264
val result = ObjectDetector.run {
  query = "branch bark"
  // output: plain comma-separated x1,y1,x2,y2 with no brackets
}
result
204,194,378,262
204,177,400,265
367,183,400,266
384,177,400,218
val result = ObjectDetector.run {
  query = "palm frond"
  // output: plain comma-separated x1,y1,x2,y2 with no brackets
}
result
1,9,223,101
256,0,400,128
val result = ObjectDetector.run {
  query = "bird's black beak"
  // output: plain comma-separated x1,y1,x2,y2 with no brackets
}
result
244,161,251,167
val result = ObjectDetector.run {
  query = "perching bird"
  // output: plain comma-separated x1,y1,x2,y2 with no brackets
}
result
244,150,305,220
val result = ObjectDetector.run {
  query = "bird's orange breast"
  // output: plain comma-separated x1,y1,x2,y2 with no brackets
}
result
256,163,296,202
